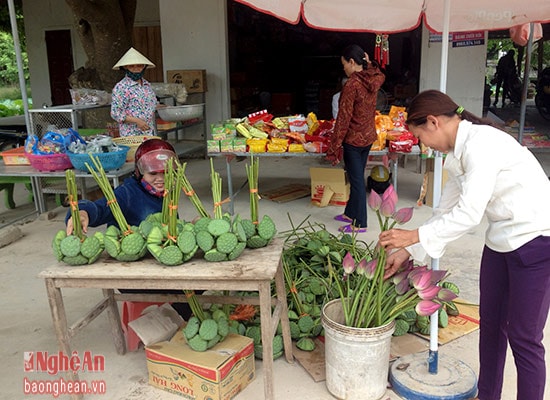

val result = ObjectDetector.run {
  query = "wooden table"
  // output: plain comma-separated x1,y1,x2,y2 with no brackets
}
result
0,162,134,214
209,147,420,214
38,238,293,400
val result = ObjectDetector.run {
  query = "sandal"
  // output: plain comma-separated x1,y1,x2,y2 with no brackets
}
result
338,224,367,233
334,214,353,223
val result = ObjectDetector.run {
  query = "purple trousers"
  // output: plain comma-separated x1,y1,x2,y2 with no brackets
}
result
478,235,550,400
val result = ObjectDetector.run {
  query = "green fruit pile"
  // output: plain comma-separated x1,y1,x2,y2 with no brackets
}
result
52,230,105,266
194,215,248,262
103,225,148,262
145,217,199,266
241,215,277,249
182,309,230,352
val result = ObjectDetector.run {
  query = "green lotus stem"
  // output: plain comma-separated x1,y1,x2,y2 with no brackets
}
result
65,170,85,240
180,163,210,218
86,155,130,234
246,155,260,223
210,158,223,219
375,248,387,326
184,290,205,322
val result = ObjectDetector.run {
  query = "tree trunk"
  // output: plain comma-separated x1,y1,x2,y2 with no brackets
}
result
65,0,137,91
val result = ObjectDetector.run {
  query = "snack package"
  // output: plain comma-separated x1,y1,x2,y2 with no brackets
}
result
389,105,407,122
207,140,220,153
303,141,327,153
371,131,387,151
232,138,247,152
389,140,413,153
288,143,306,153
288,115,309,133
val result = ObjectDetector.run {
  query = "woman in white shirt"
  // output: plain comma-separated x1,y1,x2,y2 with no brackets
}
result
379,90,550,400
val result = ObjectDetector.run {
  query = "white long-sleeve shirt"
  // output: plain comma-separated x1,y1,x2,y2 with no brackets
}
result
408,120,550,264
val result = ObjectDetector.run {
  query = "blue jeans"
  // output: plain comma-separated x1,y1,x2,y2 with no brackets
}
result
343,143,371,228
478,235,550,399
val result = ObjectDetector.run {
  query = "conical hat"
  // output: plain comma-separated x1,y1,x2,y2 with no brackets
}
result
112,47,155,70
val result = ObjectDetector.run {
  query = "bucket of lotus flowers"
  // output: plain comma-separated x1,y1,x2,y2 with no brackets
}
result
321,185,454,400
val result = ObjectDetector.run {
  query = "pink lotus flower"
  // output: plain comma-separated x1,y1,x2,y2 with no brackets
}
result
418,285,441,300
416,300,442,316
342,252,356,275
392,270,410,285
368,190,382,211
355,258,367,276
408,265,429,280
437,288,459,302
395,278,410,295
376,185,397,217
430,270,447,284
392,207,414,224
410,269,434,291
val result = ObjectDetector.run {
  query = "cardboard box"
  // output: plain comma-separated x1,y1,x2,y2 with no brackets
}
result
146,332,255,399
425,157,448,207
310,167,350,207
167,70,207,93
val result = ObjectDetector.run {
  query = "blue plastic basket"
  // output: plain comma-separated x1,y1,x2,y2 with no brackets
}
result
67,145,130,172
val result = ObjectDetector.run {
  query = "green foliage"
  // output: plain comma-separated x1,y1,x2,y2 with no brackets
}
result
0,31,28,85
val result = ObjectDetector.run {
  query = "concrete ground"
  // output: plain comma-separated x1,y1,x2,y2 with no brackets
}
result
0,101,549,399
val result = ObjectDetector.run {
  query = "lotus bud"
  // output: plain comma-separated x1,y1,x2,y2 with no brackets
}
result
342,251,356,275
416,300,442,316
368,190,382,211
395,278,410,295
356,258,367,276
430,270,447,284
392,207,414,224
380,195,397,217
392,269,409,285
407,265,429,280
364,258,378,280
418,284,441,300
382,184,398,205
410,269,433,290
437,288,458,302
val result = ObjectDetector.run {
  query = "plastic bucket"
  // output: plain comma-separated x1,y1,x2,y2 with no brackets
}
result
321,299,395,400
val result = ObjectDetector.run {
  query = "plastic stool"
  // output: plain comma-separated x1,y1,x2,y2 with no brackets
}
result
121,301,165,351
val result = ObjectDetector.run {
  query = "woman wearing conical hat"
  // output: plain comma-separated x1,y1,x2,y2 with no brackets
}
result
110,47,158,137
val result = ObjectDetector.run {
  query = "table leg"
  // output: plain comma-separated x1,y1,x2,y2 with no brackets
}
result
258,280,275,400
44,279,83,400
102,289,126,355
30,176,44,214
274,262,294,363
390,159,398,192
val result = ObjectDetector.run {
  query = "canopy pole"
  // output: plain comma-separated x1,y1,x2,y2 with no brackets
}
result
518,23,534,145
8,0,31,132
426,0,452,376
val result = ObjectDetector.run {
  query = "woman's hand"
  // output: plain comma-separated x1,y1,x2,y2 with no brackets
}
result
325,147,343,166
125,115,151,132
384,248,411,279
66,210,89,235
378,228,419,250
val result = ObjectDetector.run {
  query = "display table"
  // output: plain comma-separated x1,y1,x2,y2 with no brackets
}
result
0,162,134,214
38,238,293,400
209,147,420,214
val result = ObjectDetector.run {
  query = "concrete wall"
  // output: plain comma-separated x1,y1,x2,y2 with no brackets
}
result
159,0,230,126
23,0,160,108
419,26,488,116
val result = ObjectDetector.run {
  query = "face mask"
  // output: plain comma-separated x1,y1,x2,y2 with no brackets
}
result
123,67,146,81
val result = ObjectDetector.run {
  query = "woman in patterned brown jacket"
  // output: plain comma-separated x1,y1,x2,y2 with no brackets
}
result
326,44,385,232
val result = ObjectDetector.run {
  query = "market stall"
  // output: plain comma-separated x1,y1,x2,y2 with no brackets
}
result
206,107,420,213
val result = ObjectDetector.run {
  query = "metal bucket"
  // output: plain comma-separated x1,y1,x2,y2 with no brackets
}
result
321,299,395,400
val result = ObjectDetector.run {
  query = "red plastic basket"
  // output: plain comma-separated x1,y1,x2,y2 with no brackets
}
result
26,153,73,172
